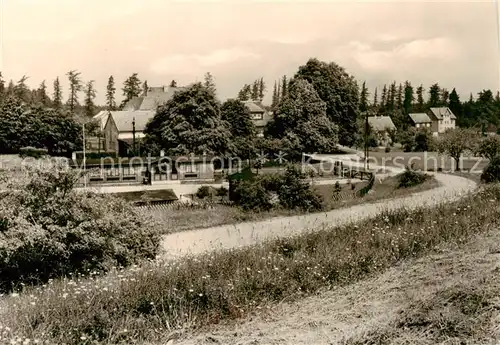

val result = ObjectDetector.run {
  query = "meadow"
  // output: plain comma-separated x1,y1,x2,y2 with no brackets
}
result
1,181,497,345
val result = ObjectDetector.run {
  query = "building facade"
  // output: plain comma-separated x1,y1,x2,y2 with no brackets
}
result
428,107,456,136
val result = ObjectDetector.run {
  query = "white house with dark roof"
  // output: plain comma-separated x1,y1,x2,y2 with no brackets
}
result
367,115,396,146
409,113,432,129
243,101,272,137
427,107,456,136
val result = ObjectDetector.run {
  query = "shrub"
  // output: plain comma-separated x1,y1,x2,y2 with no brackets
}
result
196,186,212,199
18,146,48,159
232,179,272,211
216,186,228,197
414,130,434,152
476,136,500,161
385,146,391,153
278,166,323,211
481,155,500,183
398,167,430,188
0,166,159,293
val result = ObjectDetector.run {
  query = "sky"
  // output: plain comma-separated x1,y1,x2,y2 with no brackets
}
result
1,0,499,106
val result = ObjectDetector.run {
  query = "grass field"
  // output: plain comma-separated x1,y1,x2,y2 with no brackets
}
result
141,173,438,234
2,184,498,345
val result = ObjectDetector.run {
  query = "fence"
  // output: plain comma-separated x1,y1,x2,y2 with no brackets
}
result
136,199,234,212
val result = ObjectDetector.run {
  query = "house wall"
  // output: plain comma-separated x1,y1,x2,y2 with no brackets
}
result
103,118,119,153
177,162,214,181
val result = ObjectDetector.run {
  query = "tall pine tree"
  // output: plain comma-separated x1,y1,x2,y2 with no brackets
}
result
359,81,369,112
53,77,62,109
250,80,259,101
281,75,288,99
373,87,378,108
440,88,449,106
204,72,216,94
84,80,97,117
415,85,425,112
428,83,440,107
121,73,141,108
66,70,83,113
271,81,278,109
37,80,50,106
396,83,403,110
403,81,414,115
380,84,388,113
106,75,116,111
258,77,265,102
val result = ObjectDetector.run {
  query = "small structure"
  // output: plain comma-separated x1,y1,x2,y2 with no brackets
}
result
70,155,215,186
243,101,272,137
409,113,432,129
367,115,396,146
427,107,456,136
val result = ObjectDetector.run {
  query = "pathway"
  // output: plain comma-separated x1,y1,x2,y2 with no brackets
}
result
160,155,477,258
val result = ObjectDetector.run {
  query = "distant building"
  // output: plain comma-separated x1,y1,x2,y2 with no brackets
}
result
409,113,432,129
123,85,186,111
243,101,272,137
367,115,396,146
93,110,155,155
427,107,456,136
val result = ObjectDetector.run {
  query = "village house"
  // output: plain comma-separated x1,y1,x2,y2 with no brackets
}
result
427,107,456,136
243,101,272,137
408,113,432,129
367,115,396,146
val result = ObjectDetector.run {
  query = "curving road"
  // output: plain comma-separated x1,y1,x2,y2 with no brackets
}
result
161,155,477,259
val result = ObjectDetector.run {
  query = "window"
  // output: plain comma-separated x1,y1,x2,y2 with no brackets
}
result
251,113,264,120
181,163,197,173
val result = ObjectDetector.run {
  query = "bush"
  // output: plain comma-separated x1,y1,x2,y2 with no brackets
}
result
19,146,48,159
481,155,500,183
216,186,228,197
0,166,159,293
196,186,212,199
476,136,500,161
278,166,323,211
414,130,434,152
232,180,273,212
385,146,391,153
398,167,430,188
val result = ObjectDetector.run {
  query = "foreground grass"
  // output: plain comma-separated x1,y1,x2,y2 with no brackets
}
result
1,183,498,344
146,174,438,234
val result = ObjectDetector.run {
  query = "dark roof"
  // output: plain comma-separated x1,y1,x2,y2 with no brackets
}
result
243,101,265,113
409,113,432,124
123,86,186,111
111,189,178,204
429,107,457,120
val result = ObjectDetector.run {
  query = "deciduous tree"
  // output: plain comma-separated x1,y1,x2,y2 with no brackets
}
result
436,128,476,171
121,73,141,108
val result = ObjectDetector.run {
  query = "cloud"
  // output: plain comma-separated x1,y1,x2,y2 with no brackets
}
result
150,48,261,75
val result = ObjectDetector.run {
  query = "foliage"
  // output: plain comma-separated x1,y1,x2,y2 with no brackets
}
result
221,99,257,159
278,165,323,211
475,135,500,160
398,167,430,188
436,128,477,170
480,155,500,183
66,70,82,113
121,73,141,108
216,186,228,197
232,179,273,211
196,186,212,199
0,98,82,155
144,83,232,156
19,146,48,159
105,75,116,111
295,58,359,146
0,166,159,293
52,77,63,109
83,80,97,117
266,79,338,155
414,129,434,152
385,146,391,153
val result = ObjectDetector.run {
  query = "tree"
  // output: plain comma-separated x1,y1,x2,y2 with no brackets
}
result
380,84,387,112
359,81,369,112
0,72,5,102
396,83,403,110
121,73,141,108
387,82,396,111
15,75,30,102
144,83,232,155
37,80,50,106
415,85,425,112
448,88,462,124
106,75,116,111
66,70,82,113
295,58,359,146
53,77,63,109
258,77,265,102
265,78,338,155
170,80,177,87
475,135,500,161
251,80,259,101
436,128,476,171
403,81,414,115
142,80,149,96
281,75,288,100
373,87,378,108
271,81,278,109
428,83,440,107
475,89,497,134
237,84,251,101
221,99,257,159
440,88,449,106
204,72,216,95
83,80,97,117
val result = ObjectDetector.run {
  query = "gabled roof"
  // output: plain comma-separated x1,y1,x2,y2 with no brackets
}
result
243,101,265,113
409,113,432,124
429,107,457,120
367,116,396,131
93,110,110,131
123,86,186,111
111,111,155,132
